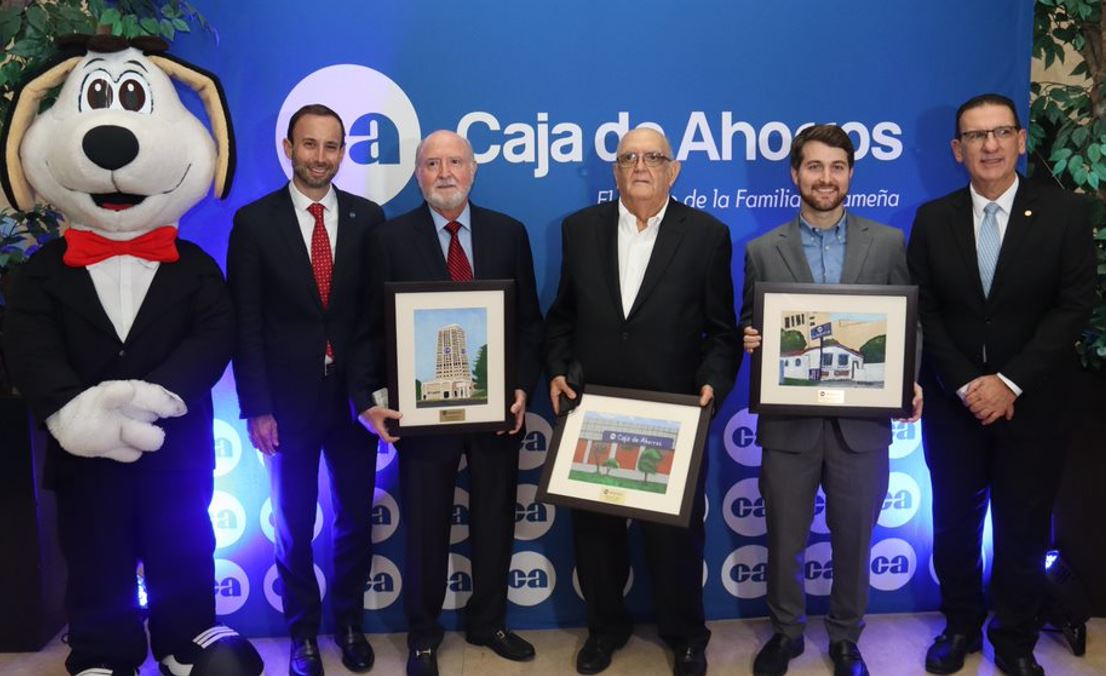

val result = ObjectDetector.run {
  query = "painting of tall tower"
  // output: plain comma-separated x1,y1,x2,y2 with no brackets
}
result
413,307,488,408
422,324,474,401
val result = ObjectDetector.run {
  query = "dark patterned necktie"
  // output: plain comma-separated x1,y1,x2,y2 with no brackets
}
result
445,220,473,281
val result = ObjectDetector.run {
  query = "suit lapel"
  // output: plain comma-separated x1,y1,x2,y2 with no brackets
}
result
416,203,450,280
596,202,624,318
774,218,815,283
41,257,118,339
274,188,324,310
947,189,985,299
128,258,196,342
627,199,686,318
990,181,1037,299
840,214,872,284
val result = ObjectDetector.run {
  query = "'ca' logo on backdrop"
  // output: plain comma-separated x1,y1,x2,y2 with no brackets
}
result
803,541,834,597
371,487,399,543
724,408,762,467
722,545,768,599
264,563,326,612
508,551,556,606
376,442,397,472
277,64,420,205
214,558,250,616
208,491,246,550
213,419,242,478
443,553,473,611
450,487,470,544
889,419,922,459
363,555,403,610
722,478,766,537
878,472,921,528
518,412,552,471
870,538,916,591
514,483,555,540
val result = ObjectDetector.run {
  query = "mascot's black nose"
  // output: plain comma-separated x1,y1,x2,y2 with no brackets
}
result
82,125,140,171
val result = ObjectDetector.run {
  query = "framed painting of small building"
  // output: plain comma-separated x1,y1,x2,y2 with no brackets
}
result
536,385,710,527
386,279,515,435
750,282,918,418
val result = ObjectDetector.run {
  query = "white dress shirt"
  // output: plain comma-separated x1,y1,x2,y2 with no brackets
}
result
87,252,159,342
288,182,339,258
617,198,669,318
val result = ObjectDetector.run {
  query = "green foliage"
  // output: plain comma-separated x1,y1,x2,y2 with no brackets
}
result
472,344,488,391
415,379,422,400
1031,0,1106,369
0,205,63,274
779,328,807,353
637,447,664,483
602,457,619,475
859,335,887,364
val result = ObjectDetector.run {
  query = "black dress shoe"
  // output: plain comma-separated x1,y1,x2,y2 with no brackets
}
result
924,633,982,674
466,628,535,661
753,634,804,676
335,626,375,672
829,640,869,676
576,633,629,674
289,638,323,676
406,647,438,676
673,644,707,676
993,653,1044,676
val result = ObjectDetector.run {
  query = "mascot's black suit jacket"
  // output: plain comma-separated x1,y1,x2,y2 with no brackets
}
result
4,237,234,664
227,185,384,639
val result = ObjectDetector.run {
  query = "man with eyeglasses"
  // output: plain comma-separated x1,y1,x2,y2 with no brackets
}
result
908,93,1095,676
740,124,922,676
545,128,739,676
357,130,543,676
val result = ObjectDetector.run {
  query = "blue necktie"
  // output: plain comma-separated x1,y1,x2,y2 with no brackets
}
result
977,202,1001,297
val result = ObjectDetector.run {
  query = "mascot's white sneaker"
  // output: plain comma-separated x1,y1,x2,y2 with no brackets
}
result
74,668,138,676
160,626,263,676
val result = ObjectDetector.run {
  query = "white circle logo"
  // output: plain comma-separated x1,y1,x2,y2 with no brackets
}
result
803,541,834,597
443,553,473,611
514,483,555,541
372,488,400,543
208,491,246,550
889,419,922,459
213,558,250,616
869,538,917,591
508,551,556,606
878,472,922,528
450,487,470,545
724,408,762,467
212,419,242,478
264,563,326,612
259,498,324,544
518,412,552,471
277,65,420,205
722,545,768,599
811,487,829,535
722,478,766,537
376,442,397,472
572,566,633,600
702,560,709,588
363,555,403,610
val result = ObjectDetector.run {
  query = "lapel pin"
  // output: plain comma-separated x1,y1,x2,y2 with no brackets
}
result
350,212,356,218
1024,210,1032,217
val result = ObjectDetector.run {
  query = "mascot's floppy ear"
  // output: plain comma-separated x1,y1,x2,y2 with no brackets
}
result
149,53,236,200
0,55,82,210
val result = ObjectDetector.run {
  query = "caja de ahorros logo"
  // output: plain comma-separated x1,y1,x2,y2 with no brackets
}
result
514,483,555,541
722,545,769,599
363,555,403,610
372,487,399,543
877,472,921,528
507,551,556,606
214,558,250,616
518,412,552,471
443,553,473,611
208,490,246,550
450,487,470,545
869,538,917,591
212,419,242,478
723,478,766,537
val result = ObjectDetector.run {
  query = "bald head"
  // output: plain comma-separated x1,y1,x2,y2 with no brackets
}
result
616,127,674,159
416,130,478,220
613,128,681,224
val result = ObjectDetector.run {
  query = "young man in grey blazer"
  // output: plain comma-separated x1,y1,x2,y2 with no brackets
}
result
740,125,922,676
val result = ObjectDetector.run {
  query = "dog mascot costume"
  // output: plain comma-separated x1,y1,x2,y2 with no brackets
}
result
1,35,263,676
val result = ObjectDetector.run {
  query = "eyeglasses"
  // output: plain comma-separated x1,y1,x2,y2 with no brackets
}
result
615,151,671,168
957,125,1019,145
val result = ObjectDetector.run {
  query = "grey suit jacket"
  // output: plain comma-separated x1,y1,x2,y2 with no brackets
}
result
738,213,911,453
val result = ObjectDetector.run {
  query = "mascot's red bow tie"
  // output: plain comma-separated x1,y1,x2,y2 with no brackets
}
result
63,226,180,267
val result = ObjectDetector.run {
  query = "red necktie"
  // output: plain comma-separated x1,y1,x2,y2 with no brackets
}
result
445,221,473,282
307,203,335,359
63,226,179,267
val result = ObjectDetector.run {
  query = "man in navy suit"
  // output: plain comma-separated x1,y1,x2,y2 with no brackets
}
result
227,104,385,676
908,93,1095,676
359,130,544,676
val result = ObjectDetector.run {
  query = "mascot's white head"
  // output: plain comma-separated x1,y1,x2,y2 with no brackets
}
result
1,34,234,238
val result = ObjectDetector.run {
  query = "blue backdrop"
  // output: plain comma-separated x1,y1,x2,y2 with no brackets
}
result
165,0,1033,637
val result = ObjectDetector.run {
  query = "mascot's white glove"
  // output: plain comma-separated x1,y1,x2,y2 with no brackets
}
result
45,379,187,463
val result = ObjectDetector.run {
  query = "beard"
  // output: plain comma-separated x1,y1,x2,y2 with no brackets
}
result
800,183,846,213
292,159,337,190
424,183,470,213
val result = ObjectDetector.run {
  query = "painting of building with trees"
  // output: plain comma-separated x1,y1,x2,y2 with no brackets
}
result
567,411,681,494
776,310,887,388
413,308,488,408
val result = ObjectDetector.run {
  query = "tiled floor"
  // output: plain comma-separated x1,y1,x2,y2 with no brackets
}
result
1,613,1102,675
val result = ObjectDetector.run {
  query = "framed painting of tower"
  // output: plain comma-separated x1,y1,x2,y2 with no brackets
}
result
385,279,516,435
536,385,711,527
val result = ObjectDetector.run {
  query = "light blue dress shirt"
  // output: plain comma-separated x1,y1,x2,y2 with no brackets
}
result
799,212,847,284
429,203,474,270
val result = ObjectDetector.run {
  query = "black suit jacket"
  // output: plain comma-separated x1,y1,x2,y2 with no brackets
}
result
352,202,543,412
227,185,384,430
3,238,234,482
545,198,739,403
907,177,1095,421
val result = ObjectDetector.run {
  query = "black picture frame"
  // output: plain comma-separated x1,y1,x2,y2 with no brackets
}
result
385,279,515,435
750,282,918,418
536,385,711,528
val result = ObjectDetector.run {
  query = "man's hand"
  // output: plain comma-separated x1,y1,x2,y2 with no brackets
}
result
497,389,527,435
248,414,280,456
550,375,577,415
743,326,762,354
699,384,715,408
897,382,923,423
963,375,1016,425
359,405,403,443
